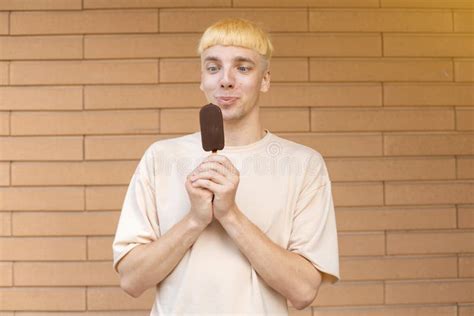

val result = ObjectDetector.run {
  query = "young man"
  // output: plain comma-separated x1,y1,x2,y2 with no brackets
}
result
113,18,339,315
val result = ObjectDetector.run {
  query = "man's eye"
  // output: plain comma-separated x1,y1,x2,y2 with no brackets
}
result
207,66,219,72
238,66,251,72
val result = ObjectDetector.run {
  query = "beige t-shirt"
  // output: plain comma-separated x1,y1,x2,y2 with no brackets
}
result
113,130,340,316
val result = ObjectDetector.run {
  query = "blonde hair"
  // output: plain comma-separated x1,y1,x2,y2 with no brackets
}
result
197,18,273,61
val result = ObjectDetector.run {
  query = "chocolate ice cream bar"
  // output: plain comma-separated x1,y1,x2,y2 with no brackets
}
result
199,103,225,153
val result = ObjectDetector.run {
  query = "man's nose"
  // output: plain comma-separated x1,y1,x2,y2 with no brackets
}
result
220,68,235,88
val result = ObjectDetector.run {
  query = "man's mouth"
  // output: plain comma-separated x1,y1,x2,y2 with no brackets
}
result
216,96,239,105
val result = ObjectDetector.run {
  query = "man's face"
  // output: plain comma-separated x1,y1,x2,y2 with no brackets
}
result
200,45,270,122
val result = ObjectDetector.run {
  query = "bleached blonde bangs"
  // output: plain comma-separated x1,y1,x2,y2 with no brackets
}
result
197,18,273,61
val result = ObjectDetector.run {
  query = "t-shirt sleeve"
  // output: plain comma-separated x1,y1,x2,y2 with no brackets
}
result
112,147,161,273
287,153,340,284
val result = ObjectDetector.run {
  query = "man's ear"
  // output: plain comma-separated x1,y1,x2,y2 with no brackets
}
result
199,59,204,91
260,69,271,93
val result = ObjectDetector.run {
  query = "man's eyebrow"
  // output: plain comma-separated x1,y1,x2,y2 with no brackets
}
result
203,55,256,64
203,56,220,62
233,56,256,64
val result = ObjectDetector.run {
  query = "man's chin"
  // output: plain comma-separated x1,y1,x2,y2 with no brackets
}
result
222,112,241,122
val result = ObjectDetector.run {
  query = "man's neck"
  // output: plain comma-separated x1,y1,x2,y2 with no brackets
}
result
223,119,266,147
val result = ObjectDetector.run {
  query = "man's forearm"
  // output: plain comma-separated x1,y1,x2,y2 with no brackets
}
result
218,205,322,310
117,212,207,297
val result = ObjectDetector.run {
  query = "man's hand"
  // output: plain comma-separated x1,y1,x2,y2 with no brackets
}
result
185,165,214,228
190,154,240,221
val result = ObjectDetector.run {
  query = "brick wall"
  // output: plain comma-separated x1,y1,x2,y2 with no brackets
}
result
0,0,473,315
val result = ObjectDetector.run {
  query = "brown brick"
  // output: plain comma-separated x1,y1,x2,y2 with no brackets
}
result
261,108,310,132
85,135,167,160
0,0,82,10
12,161,137,185
310,58,453,82
84,0,230,8
459,255,474,277
0,237,86,260
312,305,457,316
311,281,384,306
87,287,155,310
12,211,119,236
0,262,12,286
332,182,384,207
159,109,197,133
260,83,382,107
386,180,474,205
272,33,381,57
384,132,474,156
160,58,308,83
312,108,454,132
0,12,7,34
327,157,455,181
14,261,118,286
336,206,456,231
0,111,8,135
160,9,307,32
0,86,83,110
85,34,200,59
156,57,200,85
458,157,474,179
0,187,84,211
384,83,474,106
234,0,379,7
0,62,8,85
0,212,7,232
381,0,474,8
280,132,383,157
85,84,206,109
310,9,452,32
11,10,158,35
0,162,9,186
386,279,474,304
0,36,82,60
339,232,385,256
11,110,159,135
160,58,202,83
86,186,127,211
460,305,474,316
457,107,474,131
262,58,311,82
384,34,474,57
455,59,474,82
454,10,474,32
88,236,114,260
10,60,158,85
458,205,474,228
160,108,310,133
0,136,83,161
387,230,474,255
341,255,457,281
0,287,85,311
0,212,10,236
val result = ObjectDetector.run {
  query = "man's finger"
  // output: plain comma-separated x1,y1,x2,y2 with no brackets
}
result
203,155,239,175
